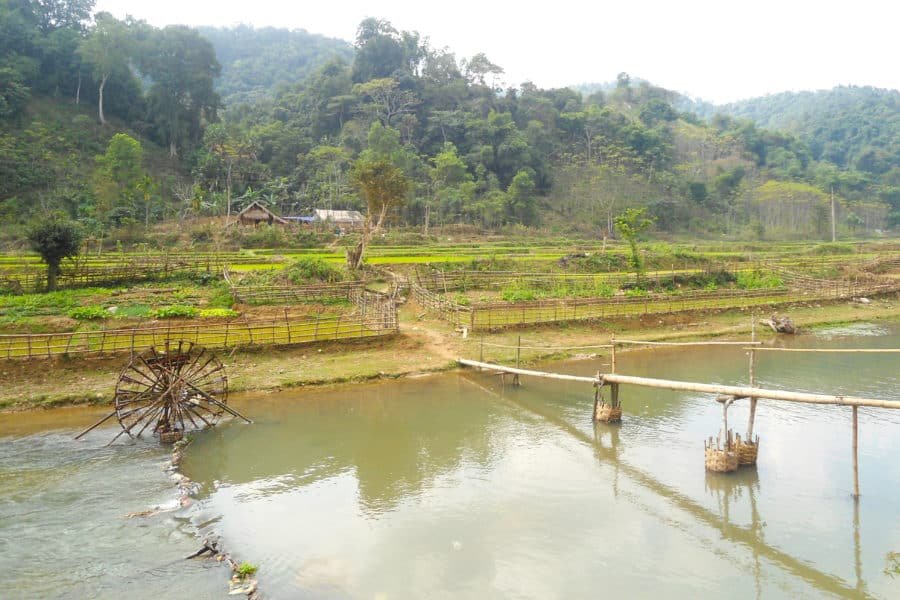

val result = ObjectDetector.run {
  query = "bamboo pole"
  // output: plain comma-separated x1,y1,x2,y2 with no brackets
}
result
747,318,758,439
747,347,900,353
852,406,860,498
457,359,900,410
514,335,521,386
610,334,616,373
74,409,118,440
617,339,762,346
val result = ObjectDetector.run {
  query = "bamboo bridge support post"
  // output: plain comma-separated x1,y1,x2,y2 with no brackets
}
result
852,406,860,499
747,318,759,440
593,366,622,423
513,335,521,386
611,334,616,374
592,371,602,419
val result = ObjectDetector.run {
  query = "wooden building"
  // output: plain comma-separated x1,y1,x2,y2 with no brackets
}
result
314,209,366,231
231,201,290,227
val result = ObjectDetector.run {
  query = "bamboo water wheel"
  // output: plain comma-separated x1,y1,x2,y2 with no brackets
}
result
114,341,228,442
76,341,250,445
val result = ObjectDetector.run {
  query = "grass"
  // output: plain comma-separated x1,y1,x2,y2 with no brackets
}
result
235,563,258,580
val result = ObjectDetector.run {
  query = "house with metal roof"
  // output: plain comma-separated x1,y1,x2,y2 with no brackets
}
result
313,209,366,230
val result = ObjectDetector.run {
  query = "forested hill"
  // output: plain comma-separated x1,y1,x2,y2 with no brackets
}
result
1,3,898,244
196,26,352,106
717,87,899,175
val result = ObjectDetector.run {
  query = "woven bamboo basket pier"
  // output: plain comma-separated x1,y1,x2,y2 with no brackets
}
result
736,434,760,466
594,403,623,423
705,430,739,473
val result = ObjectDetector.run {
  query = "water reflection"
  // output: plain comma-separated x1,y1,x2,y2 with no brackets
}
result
179,323,900,599
187,377,497,516
474,372,876,599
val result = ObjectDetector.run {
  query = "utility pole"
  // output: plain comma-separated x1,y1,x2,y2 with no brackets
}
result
424,203,430,236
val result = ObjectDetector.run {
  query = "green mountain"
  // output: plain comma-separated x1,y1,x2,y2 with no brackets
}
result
2,3,897,244
719,87,899,175
196,25,353,106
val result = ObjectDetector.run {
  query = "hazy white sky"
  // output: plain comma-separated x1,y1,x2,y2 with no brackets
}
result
94,0,898,103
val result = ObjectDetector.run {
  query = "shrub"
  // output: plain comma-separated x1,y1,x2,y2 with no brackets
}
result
285,257,344,284
151,305,198,319
68,305,109,320
207,285,235,309
736,270,784,290
189,224,215,244
501,281,538,302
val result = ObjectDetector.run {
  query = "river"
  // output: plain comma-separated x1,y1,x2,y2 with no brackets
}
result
2,322,899,598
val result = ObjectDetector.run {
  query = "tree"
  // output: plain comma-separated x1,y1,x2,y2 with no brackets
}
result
614,207,654,282
351,18,404,83
27,217,83,291
347,158,409,269
77,12,132,124
461,52,504,88
506,170,537,225
31,0,95,33
92,133,146,224
140,25,221,156
201,124,259,221
353,78,419,128
0,67,30,121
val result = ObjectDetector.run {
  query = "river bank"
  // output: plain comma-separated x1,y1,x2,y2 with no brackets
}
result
2,295,898,411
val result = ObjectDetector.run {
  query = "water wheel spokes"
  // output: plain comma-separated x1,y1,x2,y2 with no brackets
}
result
113,341,229,441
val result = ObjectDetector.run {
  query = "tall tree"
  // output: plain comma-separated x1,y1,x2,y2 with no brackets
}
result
77,12,132,124
31,0,94,33
140,25,220,156
351,18,404,83
200,123,259,221
353,77,419,127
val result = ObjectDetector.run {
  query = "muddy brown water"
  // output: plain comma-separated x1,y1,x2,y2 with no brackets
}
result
2,322,899,598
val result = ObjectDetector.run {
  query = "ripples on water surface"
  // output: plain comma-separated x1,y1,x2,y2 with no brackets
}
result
179,322,900,599
2,322,899,599
0,421,223,599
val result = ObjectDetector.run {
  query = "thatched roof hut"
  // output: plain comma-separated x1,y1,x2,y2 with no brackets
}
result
231,201,289,226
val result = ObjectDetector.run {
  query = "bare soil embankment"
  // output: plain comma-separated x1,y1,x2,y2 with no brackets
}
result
1,296,898,411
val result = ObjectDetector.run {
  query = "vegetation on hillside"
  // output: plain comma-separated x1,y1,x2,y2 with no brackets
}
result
1,3,897,249
196,25,353,106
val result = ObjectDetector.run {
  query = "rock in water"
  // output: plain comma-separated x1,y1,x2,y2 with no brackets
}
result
761,314,796,334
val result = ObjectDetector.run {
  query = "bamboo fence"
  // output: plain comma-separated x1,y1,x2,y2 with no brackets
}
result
0,253,265,291
229,279,365,305
412,261,900,331
0,282,399,360
0,311,398,360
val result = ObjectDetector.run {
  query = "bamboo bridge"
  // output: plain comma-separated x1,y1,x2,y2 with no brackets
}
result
459,339,900,498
